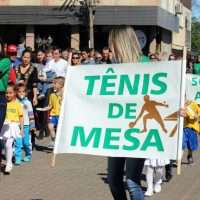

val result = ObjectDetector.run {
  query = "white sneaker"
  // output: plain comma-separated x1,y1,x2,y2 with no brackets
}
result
145,189,153,197
154,183,161,193
5,163,13,173
47,141,55,149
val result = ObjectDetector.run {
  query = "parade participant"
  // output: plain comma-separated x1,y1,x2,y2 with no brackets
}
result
0,40,11,169
0,47,11,129
15,83,35,164
15,49,38,106
144,158,169,196
107,26,145,200
0,83,23,173
41,76,64,149
181,100,200,164
165,53,176,182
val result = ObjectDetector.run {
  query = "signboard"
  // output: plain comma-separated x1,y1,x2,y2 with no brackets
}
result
54,61,185,160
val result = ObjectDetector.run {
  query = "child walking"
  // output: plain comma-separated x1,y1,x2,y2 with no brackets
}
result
0,83,23,173
182,100,200,164
47,76,65,149
144,158,169,197
15,83,35,164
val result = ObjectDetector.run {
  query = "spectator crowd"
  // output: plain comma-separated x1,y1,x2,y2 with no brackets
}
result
0,38,199,200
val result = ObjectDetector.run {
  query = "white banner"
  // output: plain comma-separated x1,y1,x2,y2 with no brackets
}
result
186,74,200,103
54,61,185,160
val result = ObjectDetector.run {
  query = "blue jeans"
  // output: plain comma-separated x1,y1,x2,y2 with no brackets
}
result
38,71,56,96
108,157,144,200
127,179,144,200
15,126,31,161
38,82,51,96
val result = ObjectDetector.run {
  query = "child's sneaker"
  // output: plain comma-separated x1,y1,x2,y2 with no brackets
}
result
145,188,153,197
15,159,22,165
187,156,194,165
47,141,55,149
154,183,161,193
5,163,13,173
24,156,31,162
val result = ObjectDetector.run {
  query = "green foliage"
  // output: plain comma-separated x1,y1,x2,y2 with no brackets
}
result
192,17,200,54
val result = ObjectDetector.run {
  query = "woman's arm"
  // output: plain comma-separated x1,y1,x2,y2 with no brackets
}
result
32,67,39,106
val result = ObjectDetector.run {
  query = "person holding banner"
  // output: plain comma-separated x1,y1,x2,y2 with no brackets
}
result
107,26,145,200
0,40,11,170
144,158,169,196
182,100,200,164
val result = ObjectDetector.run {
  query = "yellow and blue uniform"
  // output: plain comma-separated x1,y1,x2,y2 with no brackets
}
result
183,101,200,150
49,92,62,127
6,100,23,123
0,99,23,139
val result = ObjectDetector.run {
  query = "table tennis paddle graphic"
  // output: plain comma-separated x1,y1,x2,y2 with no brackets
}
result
128,121,137,128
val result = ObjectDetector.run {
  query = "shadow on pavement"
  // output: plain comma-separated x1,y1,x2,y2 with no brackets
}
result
35,144,53,154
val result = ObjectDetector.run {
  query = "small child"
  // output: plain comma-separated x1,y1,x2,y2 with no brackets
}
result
182,100,200,164
37,66,56,100
15,83,35,164
46,76,65,149
0,83,24,173
144,158,169,197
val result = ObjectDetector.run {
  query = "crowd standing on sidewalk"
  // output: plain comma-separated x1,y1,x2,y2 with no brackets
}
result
0,26,199,200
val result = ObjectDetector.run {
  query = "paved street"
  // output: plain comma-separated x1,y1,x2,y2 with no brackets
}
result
0,137,200,200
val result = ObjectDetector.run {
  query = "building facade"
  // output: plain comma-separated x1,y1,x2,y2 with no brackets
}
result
0,0,191,57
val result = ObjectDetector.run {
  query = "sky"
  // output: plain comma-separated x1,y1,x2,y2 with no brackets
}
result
193,0,200,19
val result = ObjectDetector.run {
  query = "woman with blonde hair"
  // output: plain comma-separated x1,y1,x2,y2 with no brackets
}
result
107,26,145,200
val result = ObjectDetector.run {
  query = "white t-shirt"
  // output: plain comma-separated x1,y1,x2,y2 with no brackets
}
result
19,98,34,126
47,58,68,77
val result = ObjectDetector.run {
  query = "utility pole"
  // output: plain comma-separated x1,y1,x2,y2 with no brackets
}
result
87,0,96,49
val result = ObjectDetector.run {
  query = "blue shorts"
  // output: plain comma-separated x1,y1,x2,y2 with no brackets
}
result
182,128,198,151
49,116,59,127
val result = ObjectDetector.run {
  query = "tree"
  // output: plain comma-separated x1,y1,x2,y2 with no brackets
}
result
192,17,200,54
60,0,96,48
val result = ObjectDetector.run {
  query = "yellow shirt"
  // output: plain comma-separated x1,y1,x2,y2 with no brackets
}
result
6,100,23,123
49,93,62,116
184,101,200,134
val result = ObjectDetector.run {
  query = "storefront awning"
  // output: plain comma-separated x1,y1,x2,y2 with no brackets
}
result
0,6,179,32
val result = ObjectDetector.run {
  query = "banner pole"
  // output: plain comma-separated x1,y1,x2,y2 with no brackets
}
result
177,47,187,175
50,61,71,168
51,153,56,167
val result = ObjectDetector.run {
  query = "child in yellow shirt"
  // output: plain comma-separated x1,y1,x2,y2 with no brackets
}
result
182,100,200,164
47,76,64,149
0,83,24,173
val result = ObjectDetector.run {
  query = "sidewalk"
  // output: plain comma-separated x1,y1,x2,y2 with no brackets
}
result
0,137,199,200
